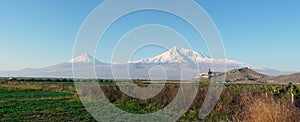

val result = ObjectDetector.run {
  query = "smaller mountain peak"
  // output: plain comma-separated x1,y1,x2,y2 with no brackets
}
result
228,67,263,76
69,53,102,64
225,67,267,82
82,53,89,56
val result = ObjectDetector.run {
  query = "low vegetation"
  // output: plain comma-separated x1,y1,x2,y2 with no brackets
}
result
0,79,299,121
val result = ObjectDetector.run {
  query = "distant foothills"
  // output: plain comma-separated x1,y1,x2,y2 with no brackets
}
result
0,47,296,81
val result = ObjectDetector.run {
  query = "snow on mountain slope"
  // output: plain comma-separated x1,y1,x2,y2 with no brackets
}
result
130,47,250,68
69,53,104,64
0,47,290,79
131,47,206,64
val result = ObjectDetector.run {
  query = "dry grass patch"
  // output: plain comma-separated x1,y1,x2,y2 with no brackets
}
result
234,89,299,122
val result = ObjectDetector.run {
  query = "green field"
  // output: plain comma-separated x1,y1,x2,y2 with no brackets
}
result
0,81,299,121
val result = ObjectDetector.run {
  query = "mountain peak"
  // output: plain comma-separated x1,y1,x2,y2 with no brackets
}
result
168,47,205,58
225,67,268,82
170,46,182,50
131,47,207,64
69,53,102,64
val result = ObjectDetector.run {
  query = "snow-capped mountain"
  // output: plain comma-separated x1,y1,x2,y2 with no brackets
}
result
130,47,250,69
0,47,291,79
131,47,207,64
69,53,104,64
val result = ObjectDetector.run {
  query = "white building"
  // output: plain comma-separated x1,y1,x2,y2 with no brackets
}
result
195,69,224,79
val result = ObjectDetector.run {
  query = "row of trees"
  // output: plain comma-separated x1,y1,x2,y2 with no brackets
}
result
7,77,149,83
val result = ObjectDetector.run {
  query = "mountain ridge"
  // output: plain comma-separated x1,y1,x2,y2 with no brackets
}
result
199,67,300,84
68,53,104,64
0,47,292,79
130,47,207,64
129,47,249,66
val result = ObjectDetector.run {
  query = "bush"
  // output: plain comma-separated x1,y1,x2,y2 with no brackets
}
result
234,89,299,122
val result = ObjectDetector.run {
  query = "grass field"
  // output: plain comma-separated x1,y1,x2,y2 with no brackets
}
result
0,80,299,121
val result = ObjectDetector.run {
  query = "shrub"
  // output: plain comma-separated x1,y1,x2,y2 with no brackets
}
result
234,89,299,122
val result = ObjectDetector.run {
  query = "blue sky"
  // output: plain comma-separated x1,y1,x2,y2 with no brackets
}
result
0,0,299,71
